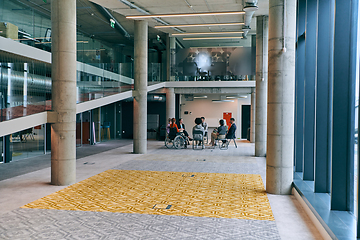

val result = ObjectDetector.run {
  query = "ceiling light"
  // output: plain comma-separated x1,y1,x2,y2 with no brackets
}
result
189,46,244,48
243,6,259,12
183,36,244,40
212,99,235,102
155,22,245,29
193,96,208,99
126,11,245,19
172,31,244,36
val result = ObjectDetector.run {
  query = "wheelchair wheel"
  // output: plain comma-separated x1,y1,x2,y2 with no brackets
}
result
174,136,185,149
165,137,173,148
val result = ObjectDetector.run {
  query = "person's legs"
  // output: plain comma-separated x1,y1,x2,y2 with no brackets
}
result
211,132,217,146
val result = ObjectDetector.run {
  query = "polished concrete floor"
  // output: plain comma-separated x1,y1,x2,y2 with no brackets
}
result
0,140,322,239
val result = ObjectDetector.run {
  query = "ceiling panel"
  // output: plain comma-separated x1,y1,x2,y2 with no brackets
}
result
13,0,268,48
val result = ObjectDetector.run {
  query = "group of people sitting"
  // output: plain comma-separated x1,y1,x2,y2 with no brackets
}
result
210,118,236,146
166,116,237,147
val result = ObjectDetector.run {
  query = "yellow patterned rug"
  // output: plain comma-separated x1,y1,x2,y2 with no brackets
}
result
22,170,274,221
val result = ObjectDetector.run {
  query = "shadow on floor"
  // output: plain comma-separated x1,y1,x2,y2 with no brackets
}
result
0,139,133,182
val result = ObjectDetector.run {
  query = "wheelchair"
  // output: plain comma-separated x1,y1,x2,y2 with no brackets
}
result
165,132,188,149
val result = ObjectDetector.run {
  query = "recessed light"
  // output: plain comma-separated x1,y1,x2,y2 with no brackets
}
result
126,11,245,19
155,22,245,29
172,31,244,36
212,100,235,102
184,36,244,40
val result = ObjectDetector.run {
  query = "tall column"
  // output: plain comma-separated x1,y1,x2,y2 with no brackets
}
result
51,0,77,185
303,0,318,181
294,0,306,173
267,0,296,194
166,36,176,81
314,0,334,193
255,15,268,157
133,20,148,154
250,89,255,143
332,0,358,212
166,87,175,121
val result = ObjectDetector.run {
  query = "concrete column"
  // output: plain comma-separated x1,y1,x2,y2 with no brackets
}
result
166,87,175,121
51,0,77,185
255,15,268,156
250,89,256,143
166,36,176,81
267,0,296,195
133,20,148,154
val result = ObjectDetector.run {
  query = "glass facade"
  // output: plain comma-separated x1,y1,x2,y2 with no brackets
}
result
294,0,359,238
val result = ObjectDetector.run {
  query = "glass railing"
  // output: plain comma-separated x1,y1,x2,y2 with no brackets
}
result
175,75,255,81
0,61,134,122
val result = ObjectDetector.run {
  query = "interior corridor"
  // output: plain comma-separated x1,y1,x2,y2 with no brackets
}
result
0,140,322,239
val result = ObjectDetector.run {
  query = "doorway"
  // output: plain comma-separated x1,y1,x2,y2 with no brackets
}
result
241,105,251,139
223,112,232,127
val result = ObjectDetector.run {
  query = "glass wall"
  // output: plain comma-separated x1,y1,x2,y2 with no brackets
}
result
0,137,3,163
9,125,45,162
0,62,50,122
173,47,256,81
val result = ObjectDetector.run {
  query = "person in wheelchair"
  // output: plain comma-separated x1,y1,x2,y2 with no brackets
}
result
168,118,179,141
211,119,227,147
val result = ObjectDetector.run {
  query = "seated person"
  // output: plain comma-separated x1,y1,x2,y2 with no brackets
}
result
211,119,227,146
226,117,237,139
178,118,192,141
192,117,205,143
166,118,172,135
201,117,208,138
169,118,179,140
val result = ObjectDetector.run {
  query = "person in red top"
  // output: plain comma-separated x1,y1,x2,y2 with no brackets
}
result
170,118,179,132
168,118,179,140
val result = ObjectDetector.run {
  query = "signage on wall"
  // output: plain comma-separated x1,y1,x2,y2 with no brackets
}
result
110,19,115,28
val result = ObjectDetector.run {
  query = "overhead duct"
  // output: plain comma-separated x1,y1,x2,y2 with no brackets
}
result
242,0,258,38
118,0,184,33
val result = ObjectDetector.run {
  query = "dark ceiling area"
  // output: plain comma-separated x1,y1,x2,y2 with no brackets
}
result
13,0,167,51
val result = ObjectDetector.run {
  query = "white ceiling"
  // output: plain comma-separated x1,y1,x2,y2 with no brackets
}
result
90,0,269,48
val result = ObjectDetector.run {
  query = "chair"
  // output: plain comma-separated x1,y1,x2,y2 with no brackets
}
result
192,130,204,150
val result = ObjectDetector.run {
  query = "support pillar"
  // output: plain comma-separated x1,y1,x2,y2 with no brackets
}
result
303,0,318,181
133,20,148,154
166,36,176,81
250,89,255,143
166,87,175,121
266,0,296,194
255,15,268,156
332,0,358,212
294,0,306,173
314,0,334,193
51,0,77,185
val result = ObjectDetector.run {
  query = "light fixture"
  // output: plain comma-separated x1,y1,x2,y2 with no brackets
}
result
36,40,89,44
126,11,245,19
172,31,244,36
183,36,243,40
212,99,235,102
243,6,259,12
154,22,245,29
190,46,244,48
193,96,208,99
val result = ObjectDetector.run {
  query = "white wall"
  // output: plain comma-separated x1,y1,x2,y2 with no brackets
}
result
180,94,251,139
